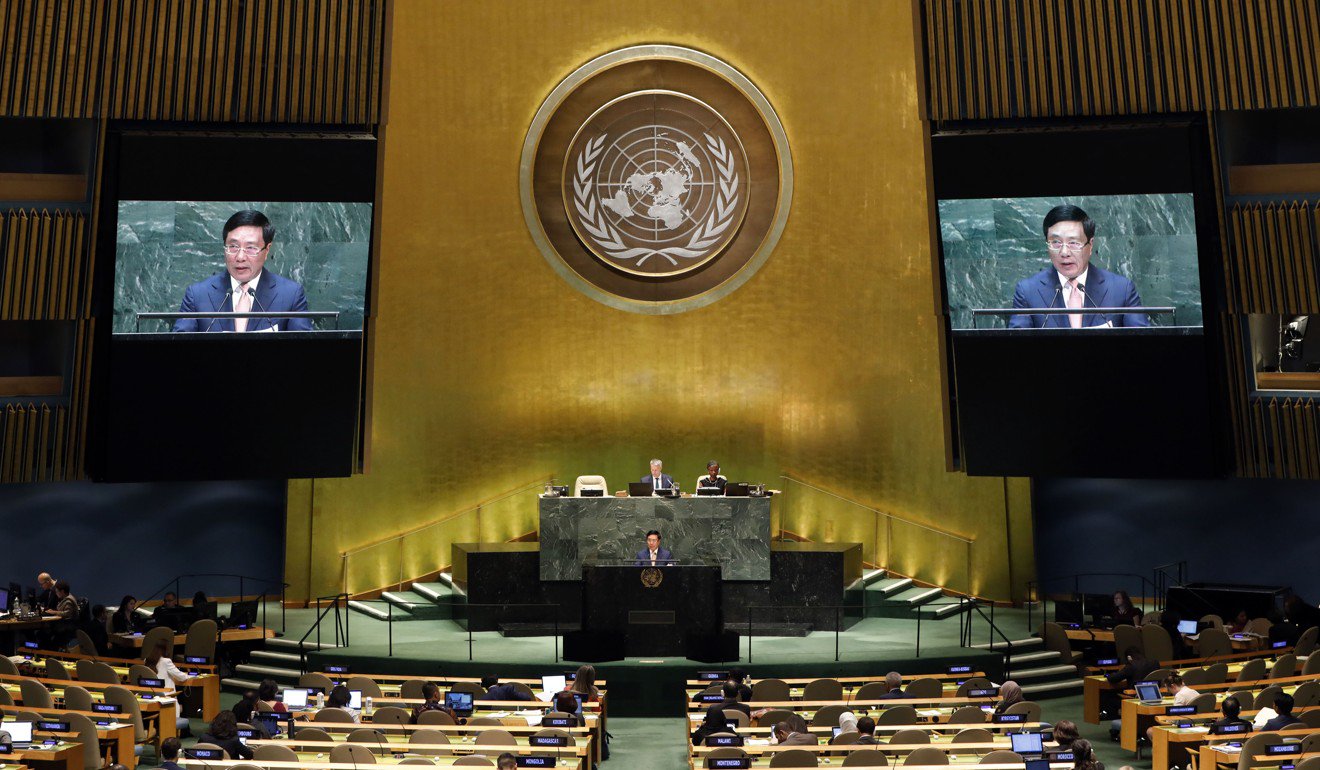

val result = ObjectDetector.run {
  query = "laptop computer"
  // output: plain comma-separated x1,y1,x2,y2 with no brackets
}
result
627,482,653,497
348,690,363,710
445,690,474,716
1010,732,1044,756
6,721,32,747
1135,681,1164,705
1177,619,1199,637
696,486,722,496
1024,759,1052,770
281,687,310,709
541,674,566,695
724,482,750,497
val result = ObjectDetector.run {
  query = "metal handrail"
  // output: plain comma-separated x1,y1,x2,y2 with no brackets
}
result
449,603,562,663
136,572,289,633
1026,570,1171,632
745,604,863,663
298,593,350,671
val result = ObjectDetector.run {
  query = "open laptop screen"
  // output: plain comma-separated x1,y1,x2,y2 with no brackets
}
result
1010,732,1044,755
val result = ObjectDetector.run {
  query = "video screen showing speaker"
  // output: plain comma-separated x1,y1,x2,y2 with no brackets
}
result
932,121,1226,478
938,194,1202,331
91,130,376,482
113,201,371,334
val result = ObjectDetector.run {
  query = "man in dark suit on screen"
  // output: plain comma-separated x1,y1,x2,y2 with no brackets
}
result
1008,204,1149,329
174,210,313,333
634,530,674,566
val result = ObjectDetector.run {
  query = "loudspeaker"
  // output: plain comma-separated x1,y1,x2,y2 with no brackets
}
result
563,630,625,662
686,630,740,663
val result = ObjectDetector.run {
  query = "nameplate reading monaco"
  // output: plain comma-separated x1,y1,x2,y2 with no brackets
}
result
521,45,793,314
640,567,664,588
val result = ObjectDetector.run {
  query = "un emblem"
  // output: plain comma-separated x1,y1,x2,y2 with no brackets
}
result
565,92,749,277
522,46,792,313
640,567,664,588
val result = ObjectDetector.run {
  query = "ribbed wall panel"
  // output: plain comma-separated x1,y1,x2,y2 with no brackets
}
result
0,0,384,123
1226,202,1320,314
926,0,1320,120
0,209,86,320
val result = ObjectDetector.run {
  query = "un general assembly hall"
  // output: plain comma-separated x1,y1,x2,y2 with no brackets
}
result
1,2,1320,770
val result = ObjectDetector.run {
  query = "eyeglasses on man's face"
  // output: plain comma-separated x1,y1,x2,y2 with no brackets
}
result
224,243,267,256
1046,239,1090,253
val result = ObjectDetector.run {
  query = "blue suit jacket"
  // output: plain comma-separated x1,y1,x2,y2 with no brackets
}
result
1008,266,1149,328
174,270,313,332
640,473,675,490
634,547,674,565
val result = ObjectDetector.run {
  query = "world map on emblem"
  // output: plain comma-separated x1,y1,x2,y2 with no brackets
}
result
564,91,751,278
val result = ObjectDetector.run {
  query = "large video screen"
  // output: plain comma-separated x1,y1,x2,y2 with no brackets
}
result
113,201,371,334
938,194,1201,330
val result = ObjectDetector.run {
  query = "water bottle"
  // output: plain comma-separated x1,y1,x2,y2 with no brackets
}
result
318,691,326,709
364,696,373,715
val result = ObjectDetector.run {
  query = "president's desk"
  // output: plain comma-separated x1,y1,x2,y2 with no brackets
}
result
537,494,772,581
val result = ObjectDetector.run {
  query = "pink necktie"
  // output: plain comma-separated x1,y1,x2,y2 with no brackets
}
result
1067,279,1082,328
234,284,252,332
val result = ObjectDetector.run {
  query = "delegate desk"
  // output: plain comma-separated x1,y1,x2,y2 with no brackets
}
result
29,648,221,720
1081,648,1296,723
690,739,1058,764
183,760,579,770
1149,713,1320,770
109,626,274,649
247,740,589,770
538,494,771,580
2,708,137,769
0,674,180,743
306,721,597,764
1118,673,1320,752
685,695,1000,725
0,743,80,770
1065,626,1269,652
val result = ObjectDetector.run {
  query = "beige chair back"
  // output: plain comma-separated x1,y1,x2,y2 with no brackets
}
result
295,727,333,742
449,681,486,697
44,659,71,680
1180,668,1209,687
1291,680,1319,708
474,728,516,745
573,475,609,496
902,747,949,766
1295,626,1318,657
409,728,451,755
130,664,157,685
952,728,993,743
1200,615,1225,630
946,706,986,724
80,660,119,685
1198,629,1233,659
1304,654,1320,677
74,630,98,656
254,744,300,762
345,675,384,698
1039,622,1078,665
67,712,106,770
1247,618,1273,636
184,619,219,661
1270,654,1297,679
142,626,175,659
724,709,750,727
299,672,335,691
1255,685,1284,710
313,707,356,723
63,684,94,712
533,727,574,745
855,682,890,700
453,758,493,767
105,685,148,742
1005,701,1041,722
954,678,992,698
803,678,843,701
905,678,944,699
811,704,847,727
0,687,12,705
979,751,1023,764
1142,624,1174,662
843,749,889,767
1203,662,1229,684
769,749,819,767
889,729,930,745
330,744,376,764
832,731,861,745
399,757,436,765
417,709,456,725
1114,624,1144,658
1235,733,1283,770
709,747,750,759
193,742,230,759
0,657,18,676
399,680,428,700
752,678,791,702
1236,658,1267,682
875,706,918,725
372,705,410,726
1190,692,1218,713
19,679,54,709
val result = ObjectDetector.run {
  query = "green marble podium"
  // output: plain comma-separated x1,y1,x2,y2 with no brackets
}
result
538,495,772,581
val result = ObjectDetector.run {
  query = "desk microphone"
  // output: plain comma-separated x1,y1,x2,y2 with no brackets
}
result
246,287,272,330
1035,283,1062,327
203,289,234,333
1077,283,1109,327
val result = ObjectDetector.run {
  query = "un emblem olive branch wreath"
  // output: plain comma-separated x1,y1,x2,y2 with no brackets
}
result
572,132,740,267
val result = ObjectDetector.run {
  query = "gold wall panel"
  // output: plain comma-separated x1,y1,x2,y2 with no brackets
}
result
0,209,86,320
925,0,1320,120
1226,202,1320,314
288,0,1034,603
